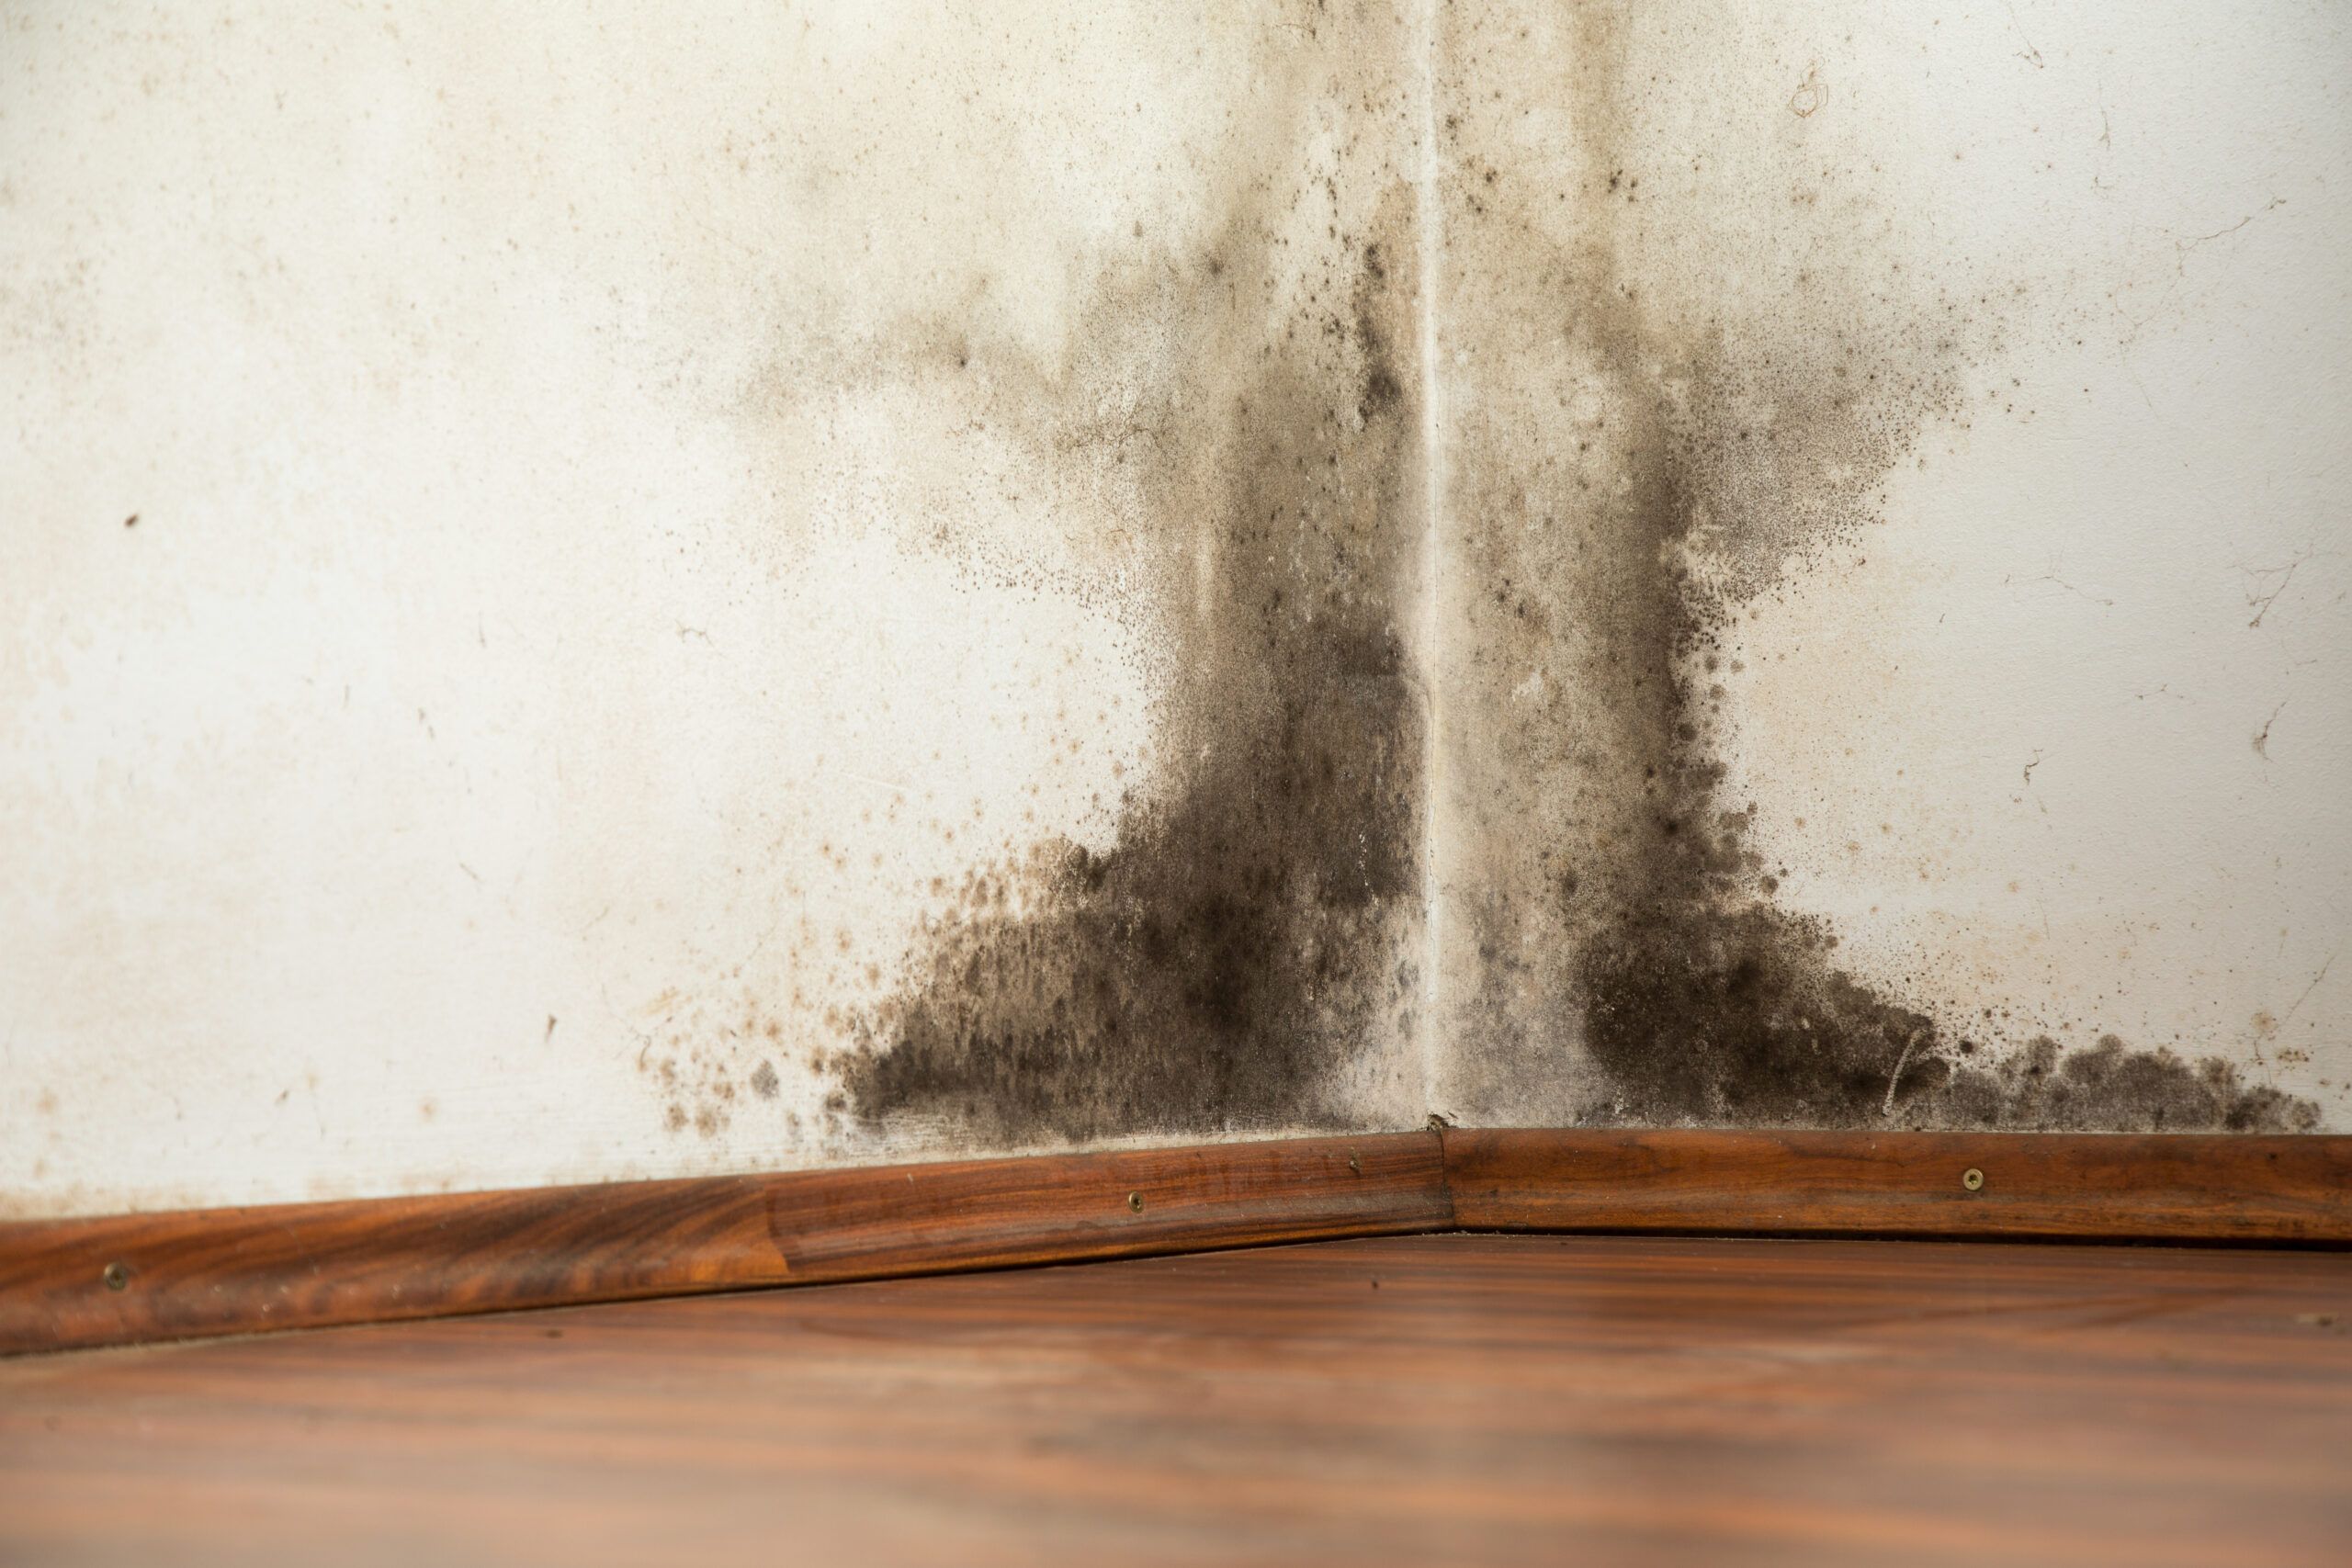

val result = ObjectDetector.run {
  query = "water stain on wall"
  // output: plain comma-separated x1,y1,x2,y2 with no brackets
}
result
1437,0,2318,1133
832,17,1431,1147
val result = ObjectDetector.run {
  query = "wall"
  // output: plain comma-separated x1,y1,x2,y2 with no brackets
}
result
5,1,2344,1218
1431,0,2351,1134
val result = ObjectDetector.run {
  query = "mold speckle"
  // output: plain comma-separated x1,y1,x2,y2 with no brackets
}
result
633,998,763,1140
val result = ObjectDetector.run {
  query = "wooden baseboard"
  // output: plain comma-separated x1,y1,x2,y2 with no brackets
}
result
6,1127,2347,1354
1442,1128,2352,1245
0,1133,1450,1356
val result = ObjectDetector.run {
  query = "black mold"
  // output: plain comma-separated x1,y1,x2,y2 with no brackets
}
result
840,186,1428,1145
811,4,2320,1145
1450,1,2319,1134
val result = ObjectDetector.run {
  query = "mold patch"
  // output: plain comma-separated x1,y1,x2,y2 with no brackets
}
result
1436,1,2321,1132
1558,322,2312,1131
835,50,1430,1146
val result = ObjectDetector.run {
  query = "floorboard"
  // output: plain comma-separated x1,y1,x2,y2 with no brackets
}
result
3,1234,2346,1565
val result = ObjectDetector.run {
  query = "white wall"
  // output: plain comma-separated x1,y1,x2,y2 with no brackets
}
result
5,1,2345,1217
5,0,1438,1213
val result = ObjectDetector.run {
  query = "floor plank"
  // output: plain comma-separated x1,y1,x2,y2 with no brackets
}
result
3,1235,2347,1565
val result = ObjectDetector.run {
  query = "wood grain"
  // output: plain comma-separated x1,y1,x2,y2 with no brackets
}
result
0,1132,1449,1355
5,1233,2346,1566
1445,1128,2352,1243
9,1127,2348,1355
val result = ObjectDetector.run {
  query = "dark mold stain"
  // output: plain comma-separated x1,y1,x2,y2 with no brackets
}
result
1445,1,2320,1133
1555,311,2314,1129
846,190,1430,1146
678,3,2322,1148
837,48,1429,1146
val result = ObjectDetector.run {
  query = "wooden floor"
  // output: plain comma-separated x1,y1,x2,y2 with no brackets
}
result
3,1235,2346,1566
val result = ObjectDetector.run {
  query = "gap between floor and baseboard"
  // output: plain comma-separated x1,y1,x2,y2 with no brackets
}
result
3,1127,2346,1355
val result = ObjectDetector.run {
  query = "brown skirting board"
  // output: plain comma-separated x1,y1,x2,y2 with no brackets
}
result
3,1127,2346,1355
1442,1129,2352,1245
0,1134,1450,1356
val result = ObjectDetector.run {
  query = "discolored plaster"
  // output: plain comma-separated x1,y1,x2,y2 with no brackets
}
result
1428,0,2321,1133
831,6,1435,1146
4,0,2342,1221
